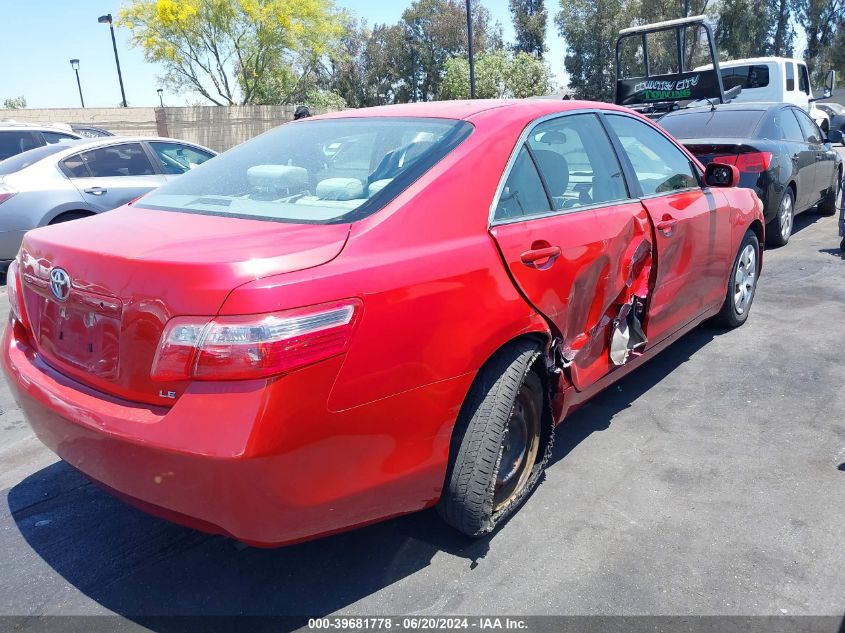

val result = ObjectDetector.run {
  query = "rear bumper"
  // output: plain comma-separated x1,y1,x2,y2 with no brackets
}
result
2,321,469,546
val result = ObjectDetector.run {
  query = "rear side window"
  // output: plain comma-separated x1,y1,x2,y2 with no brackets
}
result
799,65,810,94
139,117,473,224
65,143,156,178
786,62,795,91
494,147,551,220
606,115,699,196
149,141,214,175
720,64,770,90
42,131,79,144
659,110,766,139
527,113,627,209
0,131,43,160
794,109,821,143
773,109,805,142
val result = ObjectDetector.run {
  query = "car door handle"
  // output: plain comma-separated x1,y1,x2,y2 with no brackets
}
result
84,187,107,195
815,154,825,161
520,245,561,268
656,215,678,236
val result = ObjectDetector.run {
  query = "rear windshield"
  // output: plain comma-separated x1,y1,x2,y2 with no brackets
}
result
139,117,473,224
659,109,766,139
0,142,79,175
720,64,771,90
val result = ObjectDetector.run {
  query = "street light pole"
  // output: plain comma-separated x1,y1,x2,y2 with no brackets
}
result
466,0,475,99
69,59,84,108
98,14,128,107
157,88,164,107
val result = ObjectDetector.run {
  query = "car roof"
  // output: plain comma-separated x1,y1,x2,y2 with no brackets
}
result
309,99,634,123
42,136,216,156
0,123,82,134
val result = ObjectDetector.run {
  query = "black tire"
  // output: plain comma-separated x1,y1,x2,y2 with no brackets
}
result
765,188,794,247
49,211,92,225
818,169,841,216
438,341,552,537
715,230,760,328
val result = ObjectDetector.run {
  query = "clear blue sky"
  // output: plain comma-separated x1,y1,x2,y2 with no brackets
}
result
0,0,568,109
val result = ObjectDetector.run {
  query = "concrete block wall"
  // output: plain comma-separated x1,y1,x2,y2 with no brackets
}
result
2,105,335,152
1,107,159,137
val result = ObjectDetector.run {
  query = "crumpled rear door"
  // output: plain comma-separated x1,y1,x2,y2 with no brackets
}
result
491,201,654,391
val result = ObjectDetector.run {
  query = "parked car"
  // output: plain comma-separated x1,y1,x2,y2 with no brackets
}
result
693,57,833,131
0,123,82,160
0,136,215,269
2,100,764,546
44,122,114,139
659,102,842,246
816,102,845,145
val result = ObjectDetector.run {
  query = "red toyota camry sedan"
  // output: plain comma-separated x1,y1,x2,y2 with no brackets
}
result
3,100,763,546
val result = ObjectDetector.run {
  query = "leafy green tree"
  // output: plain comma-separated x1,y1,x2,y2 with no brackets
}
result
794,0,843,83
441,49,554,98
324,19,407,107
715,0,775,59
401,0,501,101
2,96,26,109
509,0,547,57
120,0,346,105
770,0,796,56
555,0,631,101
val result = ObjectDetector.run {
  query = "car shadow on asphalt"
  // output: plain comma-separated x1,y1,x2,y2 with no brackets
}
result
547,327,716,468
6,327,719,628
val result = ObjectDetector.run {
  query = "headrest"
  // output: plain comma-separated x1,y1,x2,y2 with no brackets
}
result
247,165,308,191
316,178,364,201
367,178,392,195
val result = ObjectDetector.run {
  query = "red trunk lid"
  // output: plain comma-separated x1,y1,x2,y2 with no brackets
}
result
18,206,349,405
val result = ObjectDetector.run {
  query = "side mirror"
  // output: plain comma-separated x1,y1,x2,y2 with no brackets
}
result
704,162,739,188
828,129,844,144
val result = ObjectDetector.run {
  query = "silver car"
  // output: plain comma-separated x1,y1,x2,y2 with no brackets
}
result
0,136,216,268
0,123,83,160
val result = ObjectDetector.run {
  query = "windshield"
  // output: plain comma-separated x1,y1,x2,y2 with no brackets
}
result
139,117,473,224
0,142,81,175
659,109,766,139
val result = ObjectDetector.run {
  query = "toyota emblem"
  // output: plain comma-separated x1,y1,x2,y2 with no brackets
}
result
49,268,71,302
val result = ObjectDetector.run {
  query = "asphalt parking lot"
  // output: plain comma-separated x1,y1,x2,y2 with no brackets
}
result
1,164,844,628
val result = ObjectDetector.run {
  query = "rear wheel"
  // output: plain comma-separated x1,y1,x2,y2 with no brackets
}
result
766,188,794,247
439,341,550,537
715,230,760,328
818,169,842,216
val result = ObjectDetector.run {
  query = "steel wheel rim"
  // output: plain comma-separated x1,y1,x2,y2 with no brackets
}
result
493,385,540,512
779,193,793,239
733,243,757,315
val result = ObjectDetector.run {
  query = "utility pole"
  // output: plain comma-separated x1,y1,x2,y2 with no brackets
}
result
98,14,128,107
69,59,84,108
466,0,476,98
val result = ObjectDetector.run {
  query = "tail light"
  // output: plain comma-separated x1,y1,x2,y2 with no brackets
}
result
0,184,16,205
7,259,28,330
713,152,772,173
151,299,361,381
